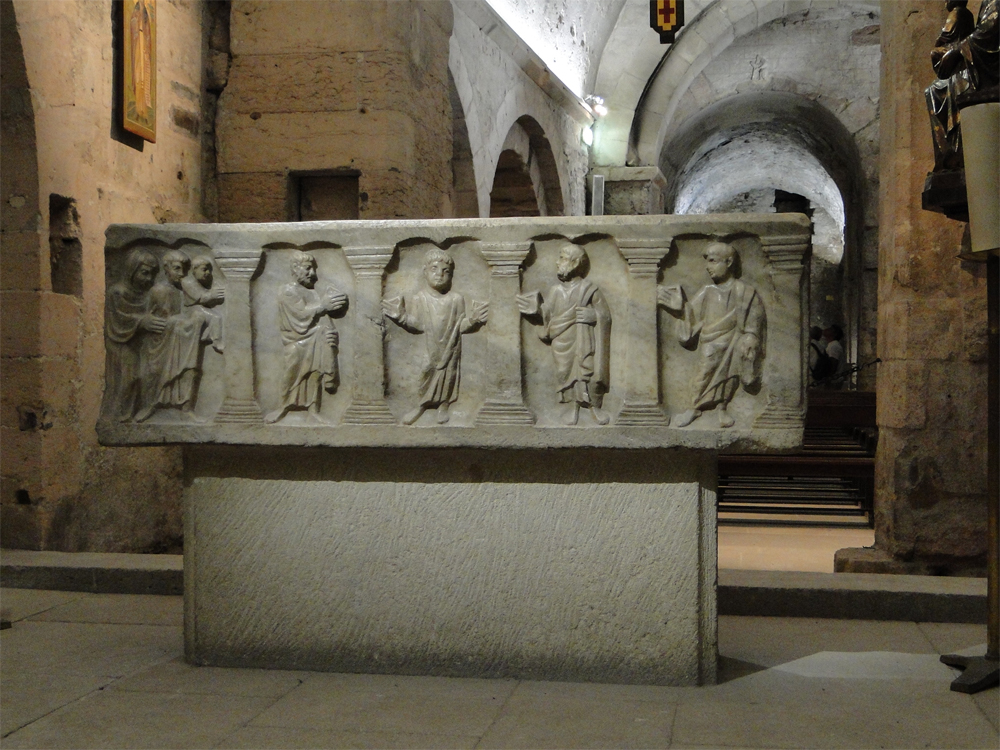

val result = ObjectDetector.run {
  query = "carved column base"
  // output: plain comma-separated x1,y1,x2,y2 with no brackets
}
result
616,401,669,426
215,398,263,424
342,399,397,425
475,400,535,426
753,403,804,429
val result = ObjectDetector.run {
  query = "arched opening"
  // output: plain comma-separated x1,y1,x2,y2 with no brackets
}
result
489,116,564,218
662,92,868,382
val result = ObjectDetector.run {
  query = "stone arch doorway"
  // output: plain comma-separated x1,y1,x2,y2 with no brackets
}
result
489,116,565,218
661,92,869,380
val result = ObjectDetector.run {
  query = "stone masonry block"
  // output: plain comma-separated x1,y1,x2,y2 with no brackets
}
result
0,230,44,292
231,1,405,57
879,298,962,362
40,292,82,359
217,172,290,223
876,359,926,429
0,291,41,357
925,361,987,429
216,110,415,175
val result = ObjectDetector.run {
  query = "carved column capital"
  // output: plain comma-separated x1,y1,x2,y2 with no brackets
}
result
480,242,532,277
760,235,810,274
214,248,264,279
344,246,394,278
618,240,671,277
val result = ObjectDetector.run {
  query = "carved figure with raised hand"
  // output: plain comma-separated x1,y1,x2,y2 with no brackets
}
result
658,241,766,428
136,249,220,421
382,248,488,425
265,251,348,424
103,248,163,421
183,256,225,352
517,242,611,426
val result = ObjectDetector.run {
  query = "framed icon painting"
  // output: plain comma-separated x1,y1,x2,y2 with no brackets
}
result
123,0,156,142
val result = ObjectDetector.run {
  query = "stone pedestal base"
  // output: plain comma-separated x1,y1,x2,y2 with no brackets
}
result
184,447,718,686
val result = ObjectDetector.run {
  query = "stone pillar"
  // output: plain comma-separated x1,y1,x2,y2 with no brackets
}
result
617,241,669,425
476,243,535,425
214,248,264,423
754,234,810,429
589,167,667,215
835,2,988,575
342,246,396,424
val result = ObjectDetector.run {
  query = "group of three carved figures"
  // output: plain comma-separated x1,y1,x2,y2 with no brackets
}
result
104,239,765,427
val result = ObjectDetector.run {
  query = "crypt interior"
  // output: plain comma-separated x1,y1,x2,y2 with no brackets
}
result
1,0,989,573
1,0,999,747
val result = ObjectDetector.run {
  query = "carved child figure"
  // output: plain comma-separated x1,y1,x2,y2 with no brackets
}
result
517,242,611,426
103,248,164,420
136,249,219,421
658,240,766,428
265,251,348,424
182,256,225,352
382,248,488,425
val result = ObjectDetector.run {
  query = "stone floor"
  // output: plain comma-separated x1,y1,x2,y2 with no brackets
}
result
1,587,997,749
718,526,875,573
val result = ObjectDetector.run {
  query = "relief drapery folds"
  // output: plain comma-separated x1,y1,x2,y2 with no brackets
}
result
100,217,808,449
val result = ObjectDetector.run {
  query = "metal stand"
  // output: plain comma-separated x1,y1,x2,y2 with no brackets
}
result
941,254,1000,694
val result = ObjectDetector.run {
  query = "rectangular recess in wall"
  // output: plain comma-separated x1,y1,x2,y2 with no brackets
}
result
49,194,83,297
293,172,360,221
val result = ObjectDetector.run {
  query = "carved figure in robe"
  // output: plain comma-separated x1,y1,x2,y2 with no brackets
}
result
517,242,611,426
136,250,218,421
926,0,999,170
926,1,977,171
182,256,225,352
382,248,488,425
658,241,766,428
103,248,164,420
265,251,348,424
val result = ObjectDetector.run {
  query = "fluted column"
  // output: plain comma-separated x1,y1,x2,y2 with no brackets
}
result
214,248,264,423
342,246,396,424
754,234,810,428
476,242,535,425
616,240,670,425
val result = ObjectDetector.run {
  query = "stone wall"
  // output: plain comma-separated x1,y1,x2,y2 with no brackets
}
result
1,0,209,552
839,1,989,574
215,1,454,222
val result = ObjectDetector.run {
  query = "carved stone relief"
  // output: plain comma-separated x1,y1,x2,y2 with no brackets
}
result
102,244,226,423
383,247,488,425
518,241,614,426
253,246,354,425
658,240,767,429
100,216,809,449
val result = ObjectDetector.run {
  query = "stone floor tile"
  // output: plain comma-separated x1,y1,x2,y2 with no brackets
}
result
214,726,479,749
111,656,310,697
719,616,935,668
1,690,274,749
972,690,1000,733
249,672,515,736
28,593,183,626
0,621,181,735
0,588,90,622
672,672,998,749
477,681,676,749
917,622,990,655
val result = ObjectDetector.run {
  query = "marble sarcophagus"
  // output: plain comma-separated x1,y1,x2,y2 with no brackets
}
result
99,214,810,685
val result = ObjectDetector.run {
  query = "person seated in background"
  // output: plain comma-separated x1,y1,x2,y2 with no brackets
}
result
822,324,847,388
